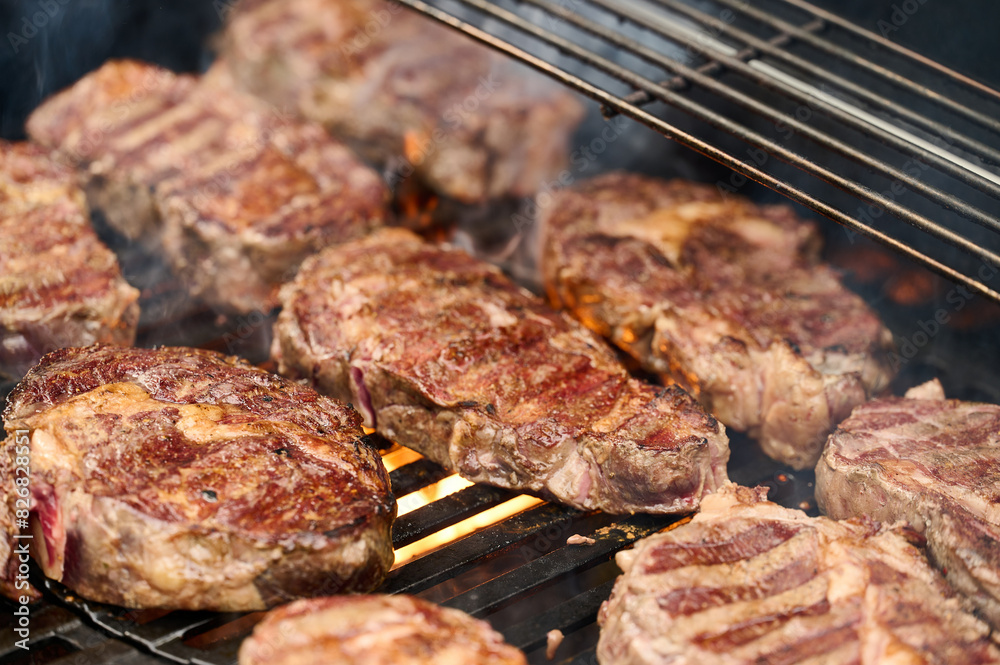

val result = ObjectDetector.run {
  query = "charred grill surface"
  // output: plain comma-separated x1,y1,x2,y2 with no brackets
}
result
816,379,1000,631
26,60,390,314
222,0,584,204
0,345,395,611
598,483,1000,665
273,228,729,514
0,141,139,380
542,173,895,470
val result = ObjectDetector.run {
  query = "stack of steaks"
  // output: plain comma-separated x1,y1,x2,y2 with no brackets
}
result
542,173,896,469
26,60,390,313
0,141,139,380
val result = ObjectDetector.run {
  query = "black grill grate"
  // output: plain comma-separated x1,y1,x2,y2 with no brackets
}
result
1,437,811,665
393,0,1000,304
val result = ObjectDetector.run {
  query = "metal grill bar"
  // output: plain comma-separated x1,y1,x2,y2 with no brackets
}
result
442,514,671,617
644,0,1000,168
392,484,515,547
392,0,1000,304
502,579,615,652
778,0,1000,104
522,0,1000,228
709,0,1000,132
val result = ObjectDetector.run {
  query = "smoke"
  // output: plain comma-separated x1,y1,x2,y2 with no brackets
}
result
0,0,222,139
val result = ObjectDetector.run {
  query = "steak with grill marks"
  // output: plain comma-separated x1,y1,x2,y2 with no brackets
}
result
0,345,394,610
239,595,527,665
541,172,895,470
273,228,729,515
222,0,584,204
597,483,1000,665
816,379,1000,631
0,141,138,380
26,59,389,314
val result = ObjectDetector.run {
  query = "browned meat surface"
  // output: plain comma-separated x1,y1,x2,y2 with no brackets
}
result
0,141,138,380
239,595,527,665
26,59,389,313
273,228,729,514
0,345,394,610
598,483,1000,665
222,0,584,204
816,379,1000,631
542,173,895,470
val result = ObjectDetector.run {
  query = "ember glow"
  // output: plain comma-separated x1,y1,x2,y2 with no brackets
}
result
381,445,544,567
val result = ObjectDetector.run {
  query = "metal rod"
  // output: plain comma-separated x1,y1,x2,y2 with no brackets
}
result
643,0,1000,169
709,0,1000,134
385,0,1000,304
778,0,1000,105
444,0,1000,267
532,0,1000,231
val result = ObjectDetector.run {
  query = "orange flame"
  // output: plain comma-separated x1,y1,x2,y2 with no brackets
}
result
380,446,544,567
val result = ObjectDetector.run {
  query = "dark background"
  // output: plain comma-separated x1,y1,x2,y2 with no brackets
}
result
0,0,998,139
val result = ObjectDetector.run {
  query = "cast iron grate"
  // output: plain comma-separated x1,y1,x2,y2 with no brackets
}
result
1,437,812,665
393,0,1000,304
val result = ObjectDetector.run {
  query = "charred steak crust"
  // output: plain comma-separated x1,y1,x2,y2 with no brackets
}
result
541,172,895,470
598,483,1000,665
238,595,527,665
222,0,584,204
273,228,729,515
0,141,139,380
26,59,390,313
0,345,395,610
816,380,1000,631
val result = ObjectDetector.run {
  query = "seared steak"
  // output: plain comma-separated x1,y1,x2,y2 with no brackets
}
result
816,379,1000,631
598,483,1000,665
0,141,139,380
27,59,389,313
239,595,527,665
541,173,894,470
273,228,729,514
222,0,584,203
0,345,394,610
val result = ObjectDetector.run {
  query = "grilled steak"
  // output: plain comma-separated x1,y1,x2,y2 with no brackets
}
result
816,379,1000,631
541,173,894,470
273,228,729,514
0,345,394,610
26,59,389,313
239,595,527,665
598,483,1000,665
0,141,139,380
222,0,584,204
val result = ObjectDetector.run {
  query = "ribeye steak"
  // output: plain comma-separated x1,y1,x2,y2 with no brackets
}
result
598,483,1000,665
816,379,1000,631
0,141,138,380
26,60,389,313
273,228,729,514
0,345,395,610
239,595,527,665
542,173,895,469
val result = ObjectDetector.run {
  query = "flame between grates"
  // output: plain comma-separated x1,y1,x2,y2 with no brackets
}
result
0,434,811,665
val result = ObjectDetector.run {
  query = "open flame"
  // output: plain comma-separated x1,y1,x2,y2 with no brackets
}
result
381,445,544,568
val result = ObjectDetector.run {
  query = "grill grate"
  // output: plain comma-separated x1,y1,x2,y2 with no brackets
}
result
1,437,811,665
392,0,1000,304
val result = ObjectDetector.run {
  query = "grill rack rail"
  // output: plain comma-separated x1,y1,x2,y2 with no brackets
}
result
397,0,1000,303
